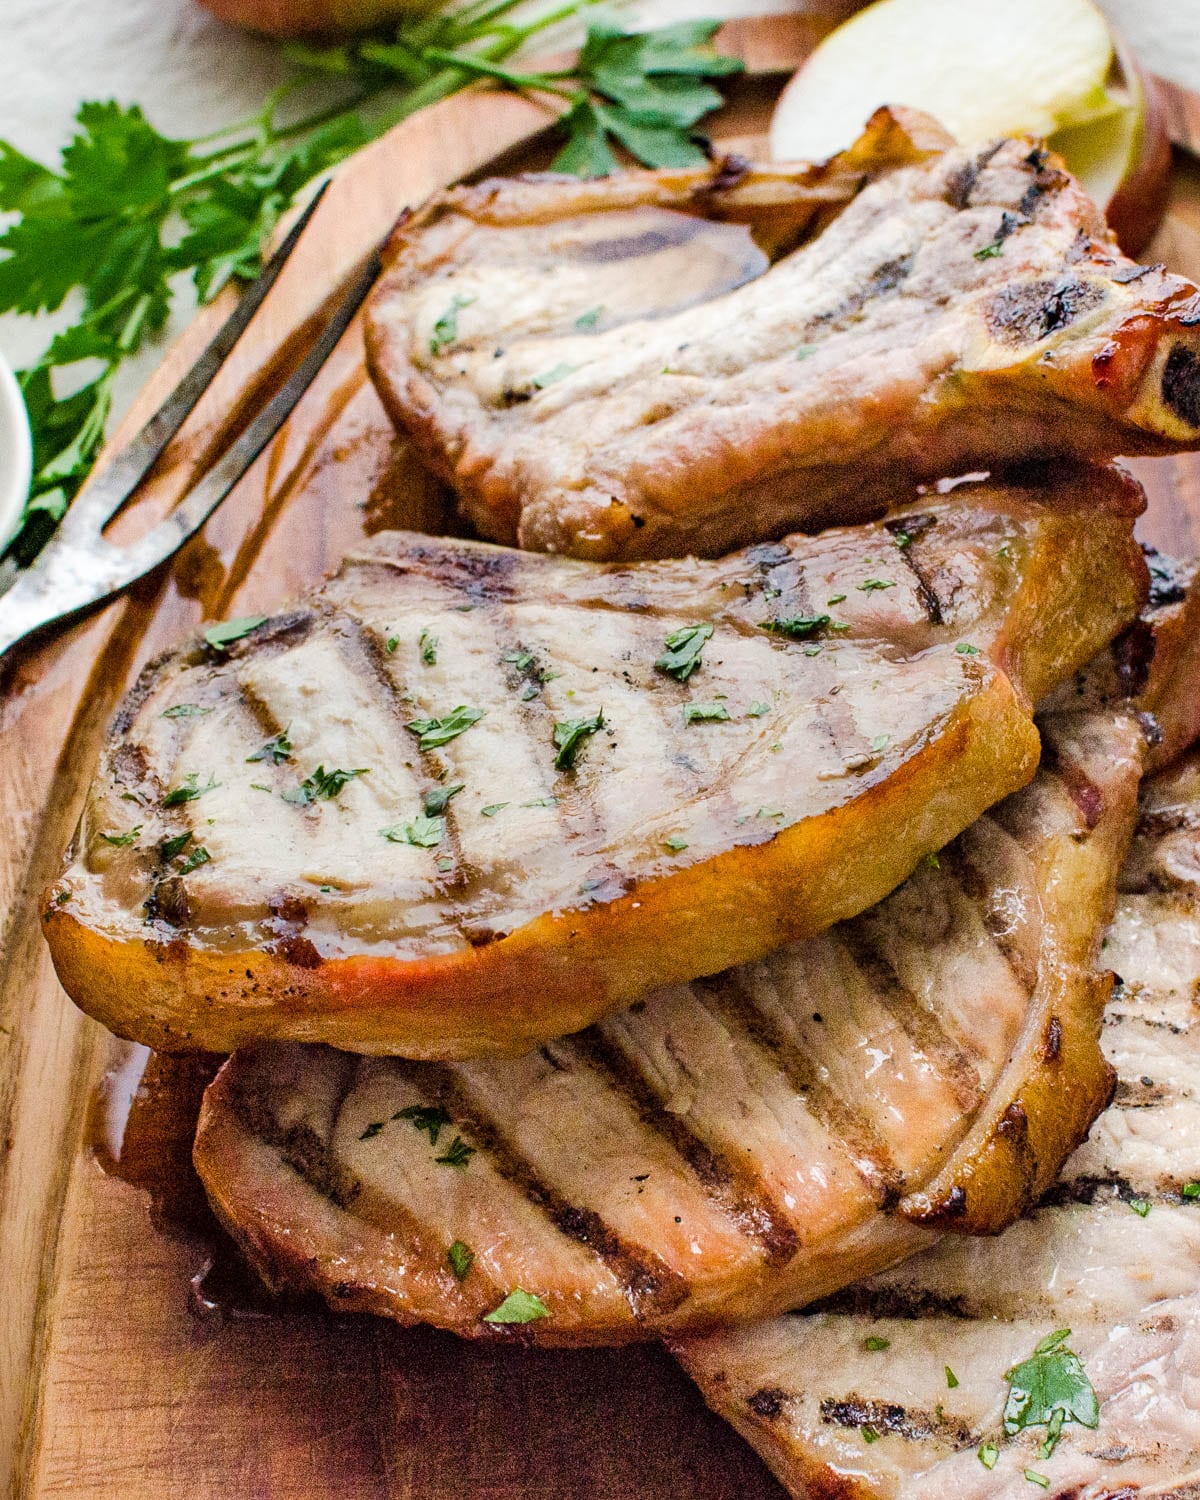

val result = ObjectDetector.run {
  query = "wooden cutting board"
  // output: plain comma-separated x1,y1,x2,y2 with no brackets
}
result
5,14,1200,1496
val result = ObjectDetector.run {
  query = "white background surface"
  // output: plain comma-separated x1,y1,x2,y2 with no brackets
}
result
2,0,1199,419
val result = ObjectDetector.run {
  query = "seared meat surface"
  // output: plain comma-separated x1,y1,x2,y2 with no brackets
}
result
192,696,1142,1344
45,472,1146,1058
366,109,1200,562
674,753,1200,1498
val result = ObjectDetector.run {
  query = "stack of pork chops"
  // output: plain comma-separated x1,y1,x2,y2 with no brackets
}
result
45,108,1200,1495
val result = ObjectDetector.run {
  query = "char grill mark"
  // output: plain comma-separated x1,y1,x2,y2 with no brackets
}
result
818,1396,974,1447
838,925,985,1116
405,1061,691,1320
231,1061,363,1211
886,517,945,625
568,1028,800,1268
700,970,905,1209
985,275,1106,346
938,837,1041,996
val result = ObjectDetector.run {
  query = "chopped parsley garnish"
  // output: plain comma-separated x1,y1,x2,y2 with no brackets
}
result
163,772,220,807
386,636,399,653
202,616,266,652
406,706,486,752
574,306,603,330
870,734,891,753
945,1366,959,1389
861,1426,879,1444
762,614,832,640
977,1442,999,1470
162,703,211,719
683,701,730,725
1129,1196,1151,1217
1184,1182,1200,1199
423,783,464,816
893,529,913,549
435,1136,476,1169
481,803,508,817
864,1336,890,1352
975,238,1004,260
748,701,770,717
925,851,941,869
429,294,475,355
826,593,846,605
246,726,292,765
359,1121,384,1140
419,628,438,666
395,1104,451,1145
523,796,558,808
1024,1472,1050,1489
553,710,604,771
177,844,210,874
655,622,713,682
160,831,194,860
956,642,981,656
483,1288,549,1325
447,1240,475,1281
283,765,368,805
757,807,784,820
436,854,453,874
382,814,444,848
533,362,577,389
1003,1329,1098,1449
795,344,817,359
859,578,895,591
504,650,536,671
664,834,688,852
100,826,141,847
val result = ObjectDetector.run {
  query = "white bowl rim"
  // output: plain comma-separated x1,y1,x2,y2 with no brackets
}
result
0,352,32,553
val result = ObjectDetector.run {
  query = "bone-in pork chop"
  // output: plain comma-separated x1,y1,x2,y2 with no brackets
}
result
45,470,1145,1057
674,753,1200,1499
365,109,1200,562
194,572,1200,1343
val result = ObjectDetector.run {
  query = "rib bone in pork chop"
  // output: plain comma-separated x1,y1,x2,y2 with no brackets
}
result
45,470,1145,1058
365,108,1200,562
674,751,1200,1498
191,560,1200,1343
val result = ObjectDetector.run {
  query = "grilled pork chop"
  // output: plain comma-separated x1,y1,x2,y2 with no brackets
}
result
46,470,1145,1058
365,109,1200,563
674,753,1200,1498
193,644,1181,1343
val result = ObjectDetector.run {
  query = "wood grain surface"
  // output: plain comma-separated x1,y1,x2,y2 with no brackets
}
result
3,14,1199,1497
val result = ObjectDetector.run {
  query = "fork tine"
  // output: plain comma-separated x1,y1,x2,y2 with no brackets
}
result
0,247,382,664
55,179,333,537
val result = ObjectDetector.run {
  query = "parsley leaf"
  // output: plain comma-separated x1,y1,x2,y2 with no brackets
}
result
163,772,220,807
483,1288,550,1325
656,622,713,682
859,579,895,591
359,1121,384,1141
575,306,604,330
283,765,368,805
663,834,688,852
447,1240,475,1282
423,783,464,817
406,706,485,752
1003,1329,1099,1444
748,701,771,717
429,293,475,355
382,814,443,848
419,628,439,665
160,831,194,860
553,711,605,771
395,1104,451,1146
246,726,293,765
481,803,508,817
864,1336,890,1352
162,703,211,719
683,701,730,725
202,616,267,652
177,844,211,875
761,614,831,640
435,1136,476,1169
100,826,141,848
977,1443,999,1470
1184,1182,1200,1199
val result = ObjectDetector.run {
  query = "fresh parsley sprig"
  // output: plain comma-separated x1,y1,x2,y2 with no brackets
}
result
0,5,739,564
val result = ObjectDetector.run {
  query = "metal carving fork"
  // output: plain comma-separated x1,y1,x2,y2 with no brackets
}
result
0,183,382,663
